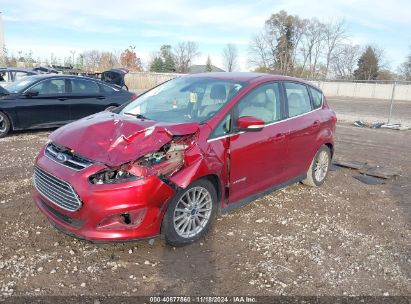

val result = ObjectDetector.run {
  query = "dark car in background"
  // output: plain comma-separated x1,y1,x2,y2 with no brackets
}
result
0,74,137,137
101,68,129,90
0,68,39,86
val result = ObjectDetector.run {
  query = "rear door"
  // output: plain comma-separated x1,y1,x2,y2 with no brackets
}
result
68,78,108,120
227,82,289,204
282,81,322,179
15,78,71,129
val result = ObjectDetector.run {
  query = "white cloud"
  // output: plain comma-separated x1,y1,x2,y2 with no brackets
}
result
2,0,411,69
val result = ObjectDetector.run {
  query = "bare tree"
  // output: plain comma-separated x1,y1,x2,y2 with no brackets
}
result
81,50,102,71
323,20,347,78
248,11,305,75
330,43,361,79
173,41,200,73
99,52,120,71
248,32,272,70
299,18,324,77
222,44,238,72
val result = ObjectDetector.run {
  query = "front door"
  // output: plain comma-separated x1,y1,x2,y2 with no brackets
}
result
15,78,71,129
228,82,289,204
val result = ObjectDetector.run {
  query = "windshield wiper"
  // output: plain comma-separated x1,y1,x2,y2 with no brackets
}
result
124,112,151,120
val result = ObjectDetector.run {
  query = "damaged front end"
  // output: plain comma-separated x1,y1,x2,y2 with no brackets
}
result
89,134,196,186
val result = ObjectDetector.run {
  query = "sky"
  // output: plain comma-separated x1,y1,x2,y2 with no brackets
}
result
1,0,410,71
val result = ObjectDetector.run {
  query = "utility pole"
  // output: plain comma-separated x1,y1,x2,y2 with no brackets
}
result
70,50,76,68
0,12,5,62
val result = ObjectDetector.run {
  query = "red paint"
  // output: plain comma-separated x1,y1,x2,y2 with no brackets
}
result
34,73,336,242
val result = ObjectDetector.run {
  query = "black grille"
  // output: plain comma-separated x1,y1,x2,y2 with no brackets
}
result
34,167,82,212
39,199,83,227
45,142,93,170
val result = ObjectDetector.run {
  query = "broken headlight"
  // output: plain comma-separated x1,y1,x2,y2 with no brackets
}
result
89,135,195,184
131,135,194,177
89,168,138,185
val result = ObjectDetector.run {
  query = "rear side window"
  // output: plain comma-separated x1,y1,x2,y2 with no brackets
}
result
284,82,312,117
101,84,117,94
309,87,323,109
0,72,11,82
70,79,100,94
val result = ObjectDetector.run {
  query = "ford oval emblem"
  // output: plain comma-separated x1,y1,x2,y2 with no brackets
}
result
56,153,68,163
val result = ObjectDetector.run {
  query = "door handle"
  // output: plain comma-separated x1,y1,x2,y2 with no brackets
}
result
58,97,68,101
97,96,106,100
312,120,320,128
271,133,286,142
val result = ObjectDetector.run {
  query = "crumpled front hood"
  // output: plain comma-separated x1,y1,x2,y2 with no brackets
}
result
49,111,199,167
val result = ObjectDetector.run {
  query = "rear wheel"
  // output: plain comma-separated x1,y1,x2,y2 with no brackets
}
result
162,179,217,246
302,145,331,187
0,112,11,138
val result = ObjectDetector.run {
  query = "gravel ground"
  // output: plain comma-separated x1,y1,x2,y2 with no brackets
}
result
0,124,410,298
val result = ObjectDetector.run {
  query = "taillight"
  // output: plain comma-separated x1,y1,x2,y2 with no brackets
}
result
130,94,138,101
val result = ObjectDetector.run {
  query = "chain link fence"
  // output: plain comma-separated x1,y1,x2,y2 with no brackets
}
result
308,80,411,125
125,72,411,126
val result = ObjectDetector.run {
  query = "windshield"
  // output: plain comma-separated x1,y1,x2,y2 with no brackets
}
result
4,77,39,93
120,77,245,123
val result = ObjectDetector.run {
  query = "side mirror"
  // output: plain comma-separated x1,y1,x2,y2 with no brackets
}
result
24,90,39,97
237,116,265,132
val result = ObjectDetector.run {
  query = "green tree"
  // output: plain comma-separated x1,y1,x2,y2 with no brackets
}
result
265,10,304,74
163,55,176,72
354,46,379,80
150,57,164,72
152,45,176,72
205,56,212,72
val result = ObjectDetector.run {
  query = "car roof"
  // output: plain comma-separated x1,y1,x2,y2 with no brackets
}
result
21,74,99,81
184,72,314,86
0,68,38,73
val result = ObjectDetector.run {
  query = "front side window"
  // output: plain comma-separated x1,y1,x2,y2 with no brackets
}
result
210,114,231,139
70,79,100,94
284,82,312,117
30,79,66,95
235,82,281,124
309,87,323,109
120,77,245,123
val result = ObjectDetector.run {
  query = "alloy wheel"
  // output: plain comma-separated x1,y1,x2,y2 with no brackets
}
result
0,115,6,133
173,186,213,238
314,150,329,182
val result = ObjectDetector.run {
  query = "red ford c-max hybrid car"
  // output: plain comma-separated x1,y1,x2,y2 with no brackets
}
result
33,73,336,246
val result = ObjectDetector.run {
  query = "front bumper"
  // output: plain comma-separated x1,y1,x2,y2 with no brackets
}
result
33,148,175,242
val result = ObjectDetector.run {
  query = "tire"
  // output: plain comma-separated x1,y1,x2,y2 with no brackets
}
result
302,145,331,187
162,179,217,246
0,111,11,138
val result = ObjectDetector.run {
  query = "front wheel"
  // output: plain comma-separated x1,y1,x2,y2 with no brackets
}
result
0,112,11,138
302,145,331,187
162,179,217,246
